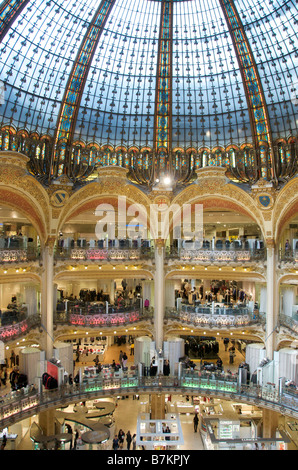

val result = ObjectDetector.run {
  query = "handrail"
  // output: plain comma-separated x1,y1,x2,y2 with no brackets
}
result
166,246,266,262
1,310,297,343
54,246,154,261
279,249,298,263
0,315,40,343
0,373,297,429
0,246,40,263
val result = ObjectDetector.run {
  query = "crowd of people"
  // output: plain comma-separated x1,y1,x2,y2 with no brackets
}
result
112,430,136,450
176,280,253,306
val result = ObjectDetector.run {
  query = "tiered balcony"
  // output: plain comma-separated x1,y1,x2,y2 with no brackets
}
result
279,249,298,265
0,237,39,264
0,369,297,429
54,301,153,328
166,242,266,265
54,246,154,262
165,304,261,328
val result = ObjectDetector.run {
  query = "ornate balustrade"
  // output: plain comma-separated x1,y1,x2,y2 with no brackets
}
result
279,314,298,335
54,247,154,262
69,310,141,327
0,372,297,429
165,306,259,328
279,250,298,264
54,307,153,328
0,247,39,263
166,247,265,263
179,311,252,328
0,315,40,343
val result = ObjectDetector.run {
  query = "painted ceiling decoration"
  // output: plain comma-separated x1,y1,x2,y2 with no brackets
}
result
0,0,297,189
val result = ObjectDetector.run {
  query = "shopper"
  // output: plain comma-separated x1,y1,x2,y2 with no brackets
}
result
118,429,125,449
119,350,123,363
163,359,170,376
1,434,7,450
193,412,199,432
112,435,119,451
9,367,19,391
1,367,7,386
229,348,235,364
10,350,16,368
122,352,128,369
74,429,79,449
126,430,132,450
132,434,137,450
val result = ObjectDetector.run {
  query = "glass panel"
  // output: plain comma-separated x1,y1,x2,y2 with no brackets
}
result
75,0,161,148
235,0,298,140
0,0,100,135
172,0,252,150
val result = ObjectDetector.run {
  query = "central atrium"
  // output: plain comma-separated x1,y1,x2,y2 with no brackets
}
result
0,0,297,452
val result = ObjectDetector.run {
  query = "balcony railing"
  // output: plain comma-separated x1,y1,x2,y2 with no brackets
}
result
0,371,297,429
166,246,266,263
54,246,154,262
54,305,153,328
279,250,298,263
165,306,259,328
0,315,40,343
0,246,39,263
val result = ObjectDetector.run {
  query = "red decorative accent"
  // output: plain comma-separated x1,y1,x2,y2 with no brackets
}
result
277,200,298,238
0,189,46,238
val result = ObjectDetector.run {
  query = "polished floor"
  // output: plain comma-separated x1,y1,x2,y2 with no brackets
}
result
2,337,245,450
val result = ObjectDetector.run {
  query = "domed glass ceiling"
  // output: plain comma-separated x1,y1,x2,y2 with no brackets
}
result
0,0,297,187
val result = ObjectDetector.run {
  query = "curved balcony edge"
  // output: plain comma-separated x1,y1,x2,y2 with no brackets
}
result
0,376,297,430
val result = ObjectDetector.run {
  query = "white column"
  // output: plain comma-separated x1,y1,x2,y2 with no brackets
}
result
266,240,278,360
25,285,38,316
259,285,267,314
154,240,165,351
281,286,295,316
44,242,55,359
165,280,176,308
110,280,115,305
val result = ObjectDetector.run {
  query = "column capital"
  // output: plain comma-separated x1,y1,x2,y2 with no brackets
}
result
266,238,275,248
45,236,56,256
155,238,166,255
155,238,165,248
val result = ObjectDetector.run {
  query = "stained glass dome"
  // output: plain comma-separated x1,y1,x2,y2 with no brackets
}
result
0,0,297,188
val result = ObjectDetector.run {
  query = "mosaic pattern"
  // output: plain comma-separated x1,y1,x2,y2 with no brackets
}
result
220,0,274,178
54,0,116,175
0,0,30,41
154,0,173,172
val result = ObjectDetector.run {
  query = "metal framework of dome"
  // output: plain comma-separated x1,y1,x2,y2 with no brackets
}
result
0,0,297,189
